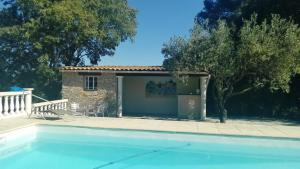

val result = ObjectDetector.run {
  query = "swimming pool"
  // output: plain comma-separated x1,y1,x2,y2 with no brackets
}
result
1,125,300,169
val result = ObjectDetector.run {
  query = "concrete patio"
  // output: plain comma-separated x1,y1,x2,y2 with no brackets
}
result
1,116,300,139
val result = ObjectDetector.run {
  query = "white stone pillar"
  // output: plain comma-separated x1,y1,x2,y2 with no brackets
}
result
24,88,34,116
64,102,67,110
9,95,15,114
40,106,44,116
20,94,25,114
117,76,124,118
15,95,20,114
4,96,9,116
200,76,209,120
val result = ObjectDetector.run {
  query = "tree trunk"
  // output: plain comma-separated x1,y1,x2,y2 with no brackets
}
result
212,81,229,123
215,88,227,123
216,99,227,123
219,107,227,123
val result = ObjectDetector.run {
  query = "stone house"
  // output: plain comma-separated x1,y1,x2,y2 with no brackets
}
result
60,66,209,120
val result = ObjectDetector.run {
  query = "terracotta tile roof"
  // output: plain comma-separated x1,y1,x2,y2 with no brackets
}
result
60,66,209,75
60,66,166,71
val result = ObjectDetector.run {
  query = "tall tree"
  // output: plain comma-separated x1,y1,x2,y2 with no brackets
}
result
196,0,300,119
0,0,136,98
163,15,300,122
197,0,300,28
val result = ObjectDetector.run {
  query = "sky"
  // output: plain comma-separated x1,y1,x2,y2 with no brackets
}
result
99,0,204,66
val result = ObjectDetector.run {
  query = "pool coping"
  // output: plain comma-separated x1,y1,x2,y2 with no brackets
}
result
0,123,38,142
1,116,300,140
0,123,38,134
2,123,300,142
40,124,300,141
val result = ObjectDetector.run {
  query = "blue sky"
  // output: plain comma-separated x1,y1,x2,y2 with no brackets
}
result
100,0,204,66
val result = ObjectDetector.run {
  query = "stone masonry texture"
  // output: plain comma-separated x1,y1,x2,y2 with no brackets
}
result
62,72,117,116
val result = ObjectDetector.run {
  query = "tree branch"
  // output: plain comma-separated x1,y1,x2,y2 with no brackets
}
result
229,83,263,98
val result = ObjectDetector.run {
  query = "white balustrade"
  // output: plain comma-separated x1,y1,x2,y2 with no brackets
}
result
0,89,32,119
0,88,68,119
32,99,68,117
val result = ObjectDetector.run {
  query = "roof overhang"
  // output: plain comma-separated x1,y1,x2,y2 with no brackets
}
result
59,66,209,76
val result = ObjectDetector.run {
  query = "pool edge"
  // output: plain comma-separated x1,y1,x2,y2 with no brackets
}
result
1,122,300,141
35,123,300,141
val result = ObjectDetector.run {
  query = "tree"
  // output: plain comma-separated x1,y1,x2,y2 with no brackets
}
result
196,0,300,120
0,0,136,98
162,15,300,122
163,21,236,122
196,0,242,28
196,0,300,29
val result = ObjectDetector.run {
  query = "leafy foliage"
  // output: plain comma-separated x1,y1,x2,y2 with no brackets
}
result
162,15,300,122
238,15,300,92
0,0,136,98
196,0,300,29
195,0,300,120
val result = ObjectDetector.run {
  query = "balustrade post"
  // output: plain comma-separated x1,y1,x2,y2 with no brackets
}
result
9,95,15,114
36,107,39,115
20,95,25,114
15,95,20,114
4,96,9,116
23,88,33,116
43,105,47,116
40,106,43,115
48,105,52,115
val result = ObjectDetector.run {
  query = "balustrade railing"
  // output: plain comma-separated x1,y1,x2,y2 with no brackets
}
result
32,99,68,117
0,88,68,119
0,88,33,119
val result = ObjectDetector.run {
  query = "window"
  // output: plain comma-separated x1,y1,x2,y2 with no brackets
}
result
84,76,97,90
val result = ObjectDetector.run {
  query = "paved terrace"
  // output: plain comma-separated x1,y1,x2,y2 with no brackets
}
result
1,116,300,139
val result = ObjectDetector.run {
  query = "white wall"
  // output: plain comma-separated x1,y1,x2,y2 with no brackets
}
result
123,76,178,116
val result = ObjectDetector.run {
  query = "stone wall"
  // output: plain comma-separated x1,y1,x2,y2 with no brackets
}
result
62,72,117,116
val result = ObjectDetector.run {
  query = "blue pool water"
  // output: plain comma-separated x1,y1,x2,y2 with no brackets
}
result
1,125,300,169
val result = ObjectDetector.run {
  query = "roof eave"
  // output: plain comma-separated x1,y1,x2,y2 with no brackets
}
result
60,69,208,75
